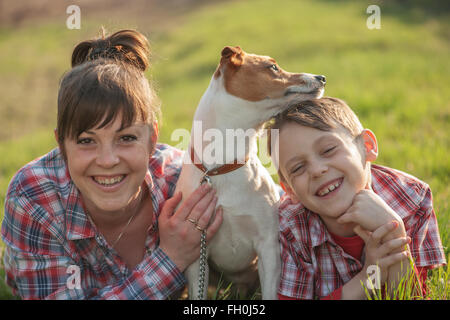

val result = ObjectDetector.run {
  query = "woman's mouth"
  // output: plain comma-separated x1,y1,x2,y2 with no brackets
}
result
315,177,343,197
91,175,126,188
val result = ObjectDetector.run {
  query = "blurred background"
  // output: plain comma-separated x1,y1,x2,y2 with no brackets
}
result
0,0,448,299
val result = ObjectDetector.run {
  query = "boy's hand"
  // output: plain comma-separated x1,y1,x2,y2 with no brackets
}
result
337,187,405,236
355,221,411,287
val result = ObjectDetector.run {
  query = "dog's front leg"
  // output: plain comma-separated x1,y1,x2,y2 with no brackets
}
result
256,235,281,300
186,257,209,300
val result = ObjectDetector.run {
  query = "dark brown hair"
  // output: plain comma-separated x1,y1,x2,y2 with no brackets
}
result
56,29,160,158
266,97,364,180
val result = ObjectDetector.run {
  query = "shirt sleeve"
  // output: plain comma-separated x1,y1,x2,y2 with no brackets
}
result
278,223,315,300
2,193,186,300
408,186,446,269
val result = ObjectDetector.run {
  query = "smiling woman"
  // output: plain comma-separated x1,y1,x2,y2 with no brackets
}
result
0,29,223,300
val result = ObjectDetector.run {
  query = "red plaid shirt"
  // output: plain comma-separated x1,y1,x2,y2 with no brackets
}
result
278,164,446,299
1,143,186,300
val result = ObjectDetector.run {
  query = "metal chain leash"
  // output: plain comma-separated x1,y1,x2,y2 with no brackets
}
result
197,172,211,300
198,229,207,299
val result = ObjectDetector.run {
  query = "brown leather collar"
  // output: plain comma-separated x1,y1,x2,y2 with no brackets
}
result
190,145,249,176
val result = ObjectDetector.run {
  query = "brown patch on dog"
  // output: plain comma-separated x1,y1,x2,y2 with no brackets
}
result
214,46,243,79
216,47,308,101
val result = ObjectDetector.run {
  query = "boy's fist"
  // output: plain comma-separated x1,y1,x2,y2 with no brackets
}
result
337,188,405,236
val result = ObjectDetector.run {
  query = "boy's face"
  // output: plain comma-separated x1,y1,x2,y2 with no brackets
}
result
277,122,377,231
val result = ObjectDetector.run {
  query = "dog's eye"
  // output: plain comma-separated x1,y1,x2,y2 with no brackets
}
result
270,64,279,72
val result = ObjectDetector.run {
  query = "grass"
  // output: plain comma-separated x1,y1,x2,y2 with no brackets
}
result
0,0,448,299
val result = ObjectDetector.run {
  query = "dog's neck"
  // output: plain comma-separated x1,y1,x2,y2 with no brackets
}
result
190,75,264,170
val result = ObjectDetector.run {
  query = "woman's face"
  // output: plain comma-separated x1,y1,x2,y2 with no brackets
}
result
63,114,153,217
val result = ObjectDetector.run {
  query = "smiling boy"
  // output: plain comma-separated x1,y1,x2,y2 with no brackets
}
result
268,97,446,299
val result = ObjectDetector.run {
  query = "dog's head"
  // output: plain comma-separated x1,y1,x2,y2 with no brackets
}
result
214,46,325,104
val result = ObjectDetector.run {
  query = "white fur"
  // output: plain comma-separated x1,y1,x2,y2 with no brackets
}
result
176,63,324,300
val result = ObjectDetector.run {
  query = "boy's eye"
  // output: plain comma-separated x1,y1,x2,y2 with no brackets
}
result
291,164,304,175
323,146,336,155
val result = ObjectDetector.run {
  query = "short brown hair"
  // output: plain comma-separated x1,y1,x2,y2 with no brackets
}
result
266,97,364,180
267,97,363,155
56,29,160,158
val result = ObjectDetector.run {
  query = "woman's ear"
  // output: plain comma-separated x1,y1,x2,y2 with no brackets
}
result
280,180,301,204
361,129,378,162
151,121,158,147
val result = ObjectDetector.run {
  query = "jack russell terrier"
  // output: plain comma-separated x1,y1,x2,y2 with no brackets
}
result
175,46,326,299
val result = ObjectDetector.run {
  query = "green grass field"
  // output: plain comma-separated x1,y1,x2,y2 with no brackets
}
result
0,0,448,299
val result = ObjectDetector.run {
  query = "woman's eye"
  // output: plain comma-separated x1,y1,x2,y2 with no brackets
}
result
120,135,137,142
270,64,279,72
77,137,93,145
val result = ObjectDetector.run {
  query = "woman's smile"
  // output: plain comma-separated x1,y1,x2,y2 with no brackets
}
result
91,174,127,190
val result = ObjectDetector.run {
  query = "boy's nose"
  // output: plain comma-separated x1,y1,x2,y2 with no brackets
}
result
310,162,328,178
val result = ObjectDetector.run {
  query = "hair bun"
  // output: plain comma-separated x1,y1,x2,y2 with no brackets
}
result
71,29,150,72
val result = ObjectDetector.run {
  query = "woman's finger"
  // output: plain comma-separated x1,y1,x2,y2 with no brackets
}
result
185,189,216,224
194,194,218,230
160,191,183,221
206,206,224,243
173,183,212,221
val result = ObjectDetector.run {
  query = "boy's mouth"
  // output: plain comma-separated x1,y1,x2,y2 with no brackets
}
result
315,177,343,197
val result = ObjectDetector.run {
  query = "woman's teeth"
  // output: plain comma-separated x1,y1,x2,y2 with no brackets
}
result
317,180,342,197
93,175,125,186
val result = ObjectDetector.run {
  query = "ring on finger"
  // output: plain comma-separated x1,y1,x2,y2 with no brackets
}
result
195,224,205,232
187,218,197,225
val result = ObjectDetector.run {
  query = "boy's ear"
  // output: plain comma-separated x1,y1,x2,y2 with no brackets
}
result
280,181,301,204
361,129,378,162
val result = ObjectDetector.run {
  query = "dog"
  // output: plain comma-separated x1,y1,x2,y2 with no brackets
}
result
175,46,326,299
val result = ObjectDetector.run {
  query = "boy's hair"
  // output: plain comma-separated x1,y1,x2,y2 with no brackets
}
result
266,97,364,180
56,29,160,158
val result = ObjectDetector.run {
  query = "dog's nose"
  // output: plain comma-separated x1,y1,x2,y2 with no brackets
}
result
315,75,326,84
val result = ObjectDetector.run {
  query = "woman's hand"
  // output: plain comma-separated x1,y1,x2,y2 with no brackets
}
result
158,183,223,272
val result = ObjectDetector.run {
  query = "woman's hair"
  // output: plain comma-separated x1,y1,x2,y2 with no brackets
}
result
56,29,160,158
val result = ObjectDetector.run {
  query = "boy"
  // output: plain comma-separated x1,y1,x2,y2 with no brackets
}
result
267,97,446,299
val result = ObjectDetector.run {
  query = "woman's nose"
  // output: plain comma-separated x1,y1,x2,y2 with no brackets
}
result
96,145,120,168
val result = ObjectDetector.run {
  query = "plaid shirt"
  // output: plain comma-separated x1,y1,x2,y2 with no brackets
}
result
278,164,446,299
1,143,187,300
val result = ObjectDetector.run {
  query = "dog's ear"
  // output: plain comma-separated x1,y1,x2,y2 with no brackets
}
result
221,46,243,67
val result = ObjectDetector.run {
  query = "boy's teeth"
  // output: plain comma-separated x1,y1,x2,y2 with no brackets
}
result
318,180,341,196
94,175,125,186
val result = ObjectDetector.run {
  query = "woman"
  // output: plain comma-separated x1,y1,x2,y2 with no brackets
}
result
1,29,223,299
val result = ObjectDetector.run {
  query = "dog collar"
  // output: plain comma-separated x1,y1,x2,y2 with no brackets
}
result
190,145,249,184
